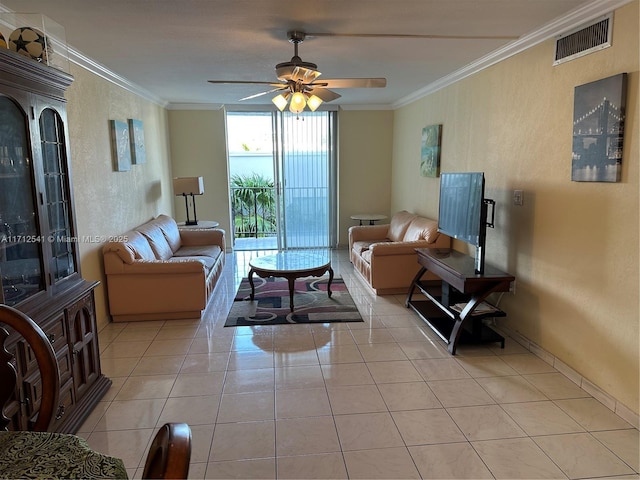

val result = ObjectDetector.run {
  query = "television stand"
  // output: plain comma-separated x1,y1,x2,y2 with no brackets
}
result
406,248,515,355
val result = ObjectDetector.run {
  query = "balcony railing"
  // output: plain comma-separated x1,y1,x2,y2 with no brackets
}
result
230,185,330,250
230,186,277,240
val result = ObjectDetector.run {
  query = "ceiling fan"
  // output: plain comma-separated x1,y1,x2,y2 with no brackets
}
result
207,30,386,113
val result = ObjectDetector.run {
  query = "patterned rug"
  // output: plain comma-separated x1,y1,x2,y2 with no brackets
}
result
225,275,363,326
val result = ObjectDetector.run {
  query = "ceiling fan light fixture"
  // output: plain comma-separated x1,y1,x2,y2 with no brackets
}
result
272,93,289,111
306,94,323,111
289,91,306,113
209,30,387,108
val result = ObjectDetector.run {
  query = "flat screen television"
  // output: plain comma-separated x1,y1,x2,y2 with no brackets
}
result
437,172,492,273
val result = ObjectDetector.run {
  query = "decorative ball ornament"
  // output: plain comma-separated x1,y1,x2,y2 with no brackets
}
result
0,32,6,50
9,27,50,62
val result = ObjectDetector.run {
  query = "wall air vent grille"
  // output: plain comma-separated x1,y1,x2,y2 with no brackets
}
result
554,14,612,65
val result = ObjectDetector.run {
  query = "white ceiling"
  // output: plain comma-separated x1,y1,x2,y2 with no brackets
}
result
0,0,628,109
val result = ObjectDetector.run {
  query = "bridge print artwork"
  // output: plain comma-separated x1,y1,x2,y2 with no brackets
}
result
572,73,627,182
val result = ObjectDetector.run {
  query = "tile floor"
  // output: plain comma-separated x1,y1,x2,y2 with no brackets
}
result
80,250,639,479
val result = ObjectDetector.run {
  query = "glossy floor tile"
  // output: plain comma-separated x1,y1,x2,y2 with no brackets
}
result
79,249,639,479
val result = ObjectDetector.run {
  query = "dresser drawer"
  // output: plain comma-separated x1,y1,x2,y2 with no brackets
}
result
19,314,68,374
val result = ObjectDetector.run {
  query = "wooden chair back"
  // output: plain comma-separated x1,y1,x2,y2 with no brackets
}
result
143,422,192,479
0,304,59,432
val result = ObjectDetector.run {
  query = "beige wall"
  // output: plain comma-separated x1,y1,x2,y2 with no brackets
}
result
338,110,394,247
65,65,174,329
168,109,231,247
166,108,395,249
391,2,639,414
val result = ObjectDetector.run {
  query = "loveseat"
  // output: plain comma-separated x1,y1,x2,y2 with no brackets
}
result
102,214,225,322
349,210,450,294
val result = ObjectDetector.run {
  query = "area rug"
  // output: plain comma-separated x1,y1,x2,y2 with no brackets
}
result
225,275,363,326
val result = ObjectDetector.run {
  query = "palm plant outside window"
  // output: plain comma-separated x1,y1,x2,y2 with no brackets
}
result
230,173,276,239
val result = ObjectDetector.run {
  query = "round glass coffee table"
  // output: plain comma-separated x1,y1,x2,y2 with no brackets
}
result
248,251,333,312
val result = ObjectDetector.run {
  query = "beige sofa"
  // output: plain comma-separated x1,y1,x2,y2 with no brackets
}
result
102,214,225,322
349,210,450,294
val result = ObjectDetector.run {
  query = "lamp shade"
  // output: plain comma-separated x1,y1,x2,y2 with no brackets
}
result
289,91,306,114
272,93,289,111
173,177,204,195
306,94,323,111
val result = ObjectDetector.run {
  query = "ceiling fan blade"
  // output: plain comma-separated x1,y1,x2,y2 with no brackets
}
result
238,86,288,101
307,32,518,40
319,78,387,89
306,87,341,102
208,80,284,86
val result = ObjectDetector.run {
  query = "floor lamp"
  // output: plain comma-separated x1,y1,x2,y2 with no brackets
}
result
173,177,204,225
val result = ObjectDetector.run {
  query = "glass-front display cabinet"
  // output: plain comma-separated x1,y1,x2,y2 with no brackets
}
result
0,85,80,305
0,47,110,433
0,95,45,305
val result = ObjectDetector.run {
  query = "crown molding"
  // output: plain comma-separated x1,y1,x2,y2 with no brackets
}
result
68,45,168,107
339,104,394,111
392,0,634,109
166,103,224,111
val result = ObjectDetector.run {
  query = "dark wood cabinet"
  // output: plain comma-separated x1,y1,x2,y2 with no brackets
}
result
0,49,110,433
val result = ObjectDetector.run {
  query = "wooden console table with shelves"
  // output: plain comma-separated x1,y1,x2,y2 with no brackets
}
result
406,248,515,355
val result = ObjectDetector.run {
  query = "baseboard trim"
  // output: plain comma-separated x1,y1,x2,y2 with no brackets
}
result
498,325,639,429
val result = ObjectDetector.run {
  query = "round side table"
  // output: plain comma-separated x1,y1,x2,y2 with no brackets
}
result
350,214,388,225
177,220,219,229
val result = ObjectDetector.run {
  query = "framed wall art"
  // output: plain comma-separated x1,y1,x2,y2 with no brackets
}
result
128,118,146,164
109,119,131,172
571,73,627,182
420,124,442,177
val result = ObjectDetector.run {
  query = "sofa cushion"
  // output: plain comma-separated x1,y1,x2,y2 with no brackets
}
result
154,214,182,252
103,231,155,264
173,245,222,260
387,210,417,242
137,221,174,260
352,240,390,256
166,255,216,272
403,217,439,243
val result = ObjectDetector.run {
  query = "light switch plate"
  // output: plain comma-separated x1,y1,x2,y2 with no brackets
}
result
513,190,523,206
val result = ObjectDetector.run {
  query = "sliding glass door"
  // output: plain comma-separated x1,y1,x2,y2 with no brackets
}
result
226,110,337,250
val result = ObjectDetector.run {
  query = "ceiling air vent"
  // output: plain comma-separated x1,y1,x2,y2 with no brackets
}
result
554,14,612,65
